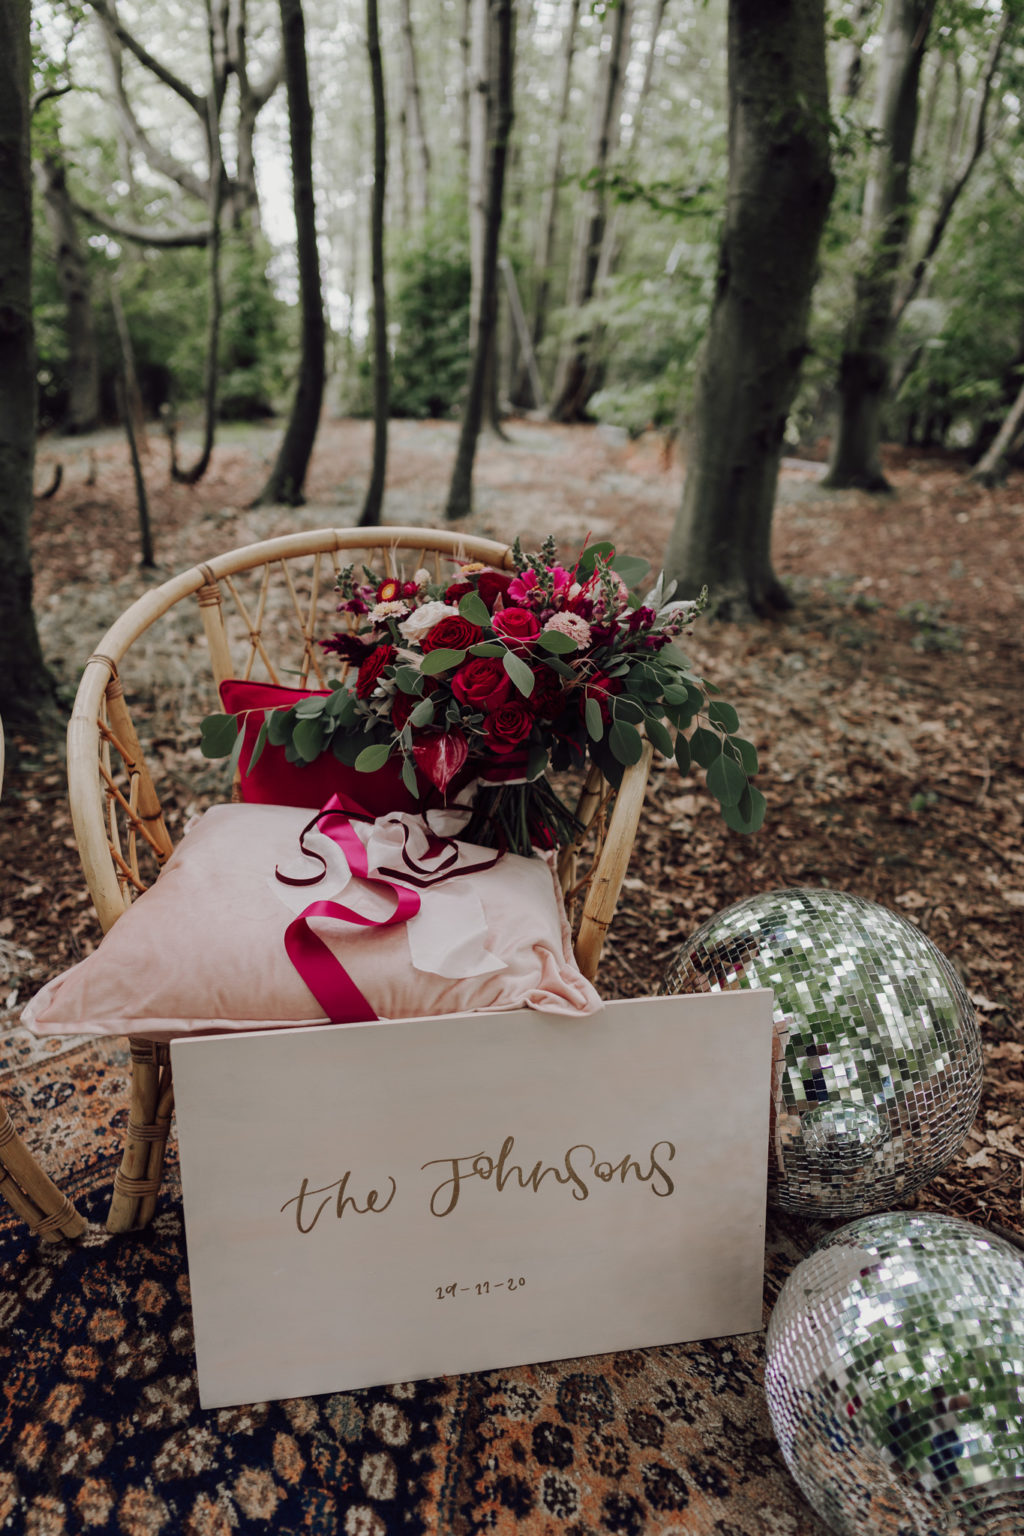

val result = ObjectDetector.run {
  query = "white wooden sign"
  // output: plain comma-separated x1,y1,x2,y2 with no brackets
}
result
172,992,774,1409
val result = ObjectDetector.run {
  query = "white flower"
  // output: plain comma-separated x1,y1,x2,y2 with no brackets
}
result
412,568,431,586
543,612,591,646
399,600,460,642
369,599,410,623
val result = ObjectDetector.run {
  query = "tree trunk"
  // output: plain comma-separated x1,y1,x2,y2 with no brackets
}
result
467,0,490,358
664,0,834,617
891,8,1011,327
445,0,513,521
398,0,430,221
519,0,581,399
547,0,633,422
836,0,875,101
970,374,1024,487
254,0,326,507
824,0,936,491
35,148,101,434
171,51,225,486
458,0,472,169
573,0,668,411
360,0,389,528
0,0,59,732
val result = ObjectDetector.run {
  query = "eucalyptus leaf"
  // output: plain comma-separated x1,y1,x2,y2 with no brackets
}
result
502,650,535,696
585,696,604,742
355,743,393,773
458,592,491,627
409,697,436,727
469,642,505,658
674,734,691,775
731,736,760,775
707,751,747,807
395,665,425,694
293,717,325,763
613,697,645,725
610,553,651,588
690,727,723,768
722,785,767,835
609,719,644,766
536,629,578,654
420,647,466,675
401,755,420,797
199,713,240,759
293,695,328,719
577,540,615,577
645,716,674,758
248,718,269,773
708,700,740,733
267,709,293,745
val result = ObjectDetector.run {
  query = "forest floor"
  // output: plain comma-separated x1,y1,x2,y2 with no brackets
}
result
3,415,1024,1238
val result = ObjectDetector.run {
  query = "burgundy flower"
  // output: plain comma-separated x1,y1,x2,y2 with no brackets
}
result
484,702,536,754
530,666,568,721
477,570,513,610
420,615,484,653
492,608,541,650
444,581,474,604
451,657,511,712
581,670,622,724
321,631,371,664
355,643,396,699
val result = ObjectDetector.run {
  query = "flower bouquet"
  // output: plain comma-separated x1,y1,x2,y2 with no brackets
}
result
200,537,764,855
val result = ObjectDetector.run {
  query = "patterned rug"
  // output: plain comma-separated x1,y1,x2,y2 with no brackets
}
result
0,1034,832,1536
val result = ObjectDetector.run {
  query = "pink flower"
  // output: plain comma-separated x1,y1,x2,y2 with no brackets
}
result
507,569,539,604
543,613,591,647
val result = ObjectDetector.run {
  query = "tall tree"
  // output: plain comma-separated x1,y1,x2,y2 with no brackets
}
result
522,0,581,390
0,0,59,731
548,0,633,422
445,0,514,521
398,0,431,223
824,0,936,490
254,0,325,506
664,0,834,616
360,0,389,527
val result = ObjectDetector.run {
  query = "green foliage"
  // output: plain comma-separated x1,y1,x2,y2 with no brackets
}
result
217,231,287,419
386,219,471,419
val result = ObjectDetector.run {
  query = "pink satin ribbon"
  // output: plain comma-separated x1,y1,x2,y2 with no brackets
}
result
279,796,421,1023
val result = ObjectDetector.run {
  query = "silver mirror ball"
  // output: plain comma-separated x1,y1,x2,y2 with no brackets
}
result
661,889,983,1216
765,1212,1024,1535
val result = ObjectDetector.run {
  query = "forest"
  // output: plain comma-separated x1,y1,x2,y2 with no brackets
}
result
5,0,1024,734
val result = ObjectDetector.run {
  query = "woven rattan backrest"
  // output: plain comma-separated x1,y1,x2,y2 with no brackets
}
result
68,527,652,981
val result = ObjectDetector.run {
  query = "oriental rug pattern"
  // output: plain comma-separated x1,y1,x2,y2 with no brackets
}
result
0,1037,831,1536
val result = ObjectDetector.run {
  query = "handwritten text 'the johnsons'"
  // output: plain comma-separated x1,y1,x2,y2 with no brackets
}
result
280,1134,677,1233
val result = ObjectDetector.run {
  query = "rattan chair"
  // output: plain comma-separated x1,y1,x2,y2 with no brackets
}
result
67,527,654,1233
0,719,86,1241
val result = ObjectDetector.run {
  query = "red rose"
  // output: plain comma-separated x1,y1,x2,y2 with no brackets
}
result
356,643,396,699
484,702,535,754
492,608,540,650
581,670,622,723
477,570,513,610
451,657,511,712
420,615,484,653
444,581,474,604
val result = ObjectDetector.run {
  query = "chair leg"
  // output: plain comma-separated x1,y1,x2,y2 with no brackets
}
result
0,1098,87,1242
107,1039,174,1233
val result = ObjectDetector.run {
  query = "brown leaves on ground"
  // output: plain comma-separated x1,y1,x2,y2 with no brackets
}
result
3,419,1023,1238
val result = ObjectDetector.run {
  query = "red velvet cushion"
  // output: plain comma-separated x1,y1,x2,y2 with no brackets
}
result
218,679,426,815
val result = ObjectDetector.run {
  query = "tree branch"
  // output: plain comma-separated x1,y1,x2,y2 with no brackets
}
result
88,0,207,117
71,197,211,246
98,18,209,202
31,82,74,115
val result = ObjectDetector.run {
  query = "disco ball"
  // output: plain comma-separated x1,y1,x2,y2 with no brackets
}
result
765,1212,1024,1535
661,889,982,1216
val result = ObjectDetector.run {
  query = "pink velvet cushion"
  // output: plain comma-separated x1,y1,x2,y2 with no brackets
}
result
219,679,423,815
24,804,601,1040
